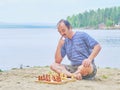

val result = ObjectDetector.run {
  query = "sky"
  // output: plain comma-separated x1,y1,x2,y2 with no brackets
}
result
0,0,120,24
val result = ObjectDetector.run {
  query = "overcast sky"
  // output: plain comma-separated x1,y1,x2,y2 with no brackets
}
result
0,0,120,24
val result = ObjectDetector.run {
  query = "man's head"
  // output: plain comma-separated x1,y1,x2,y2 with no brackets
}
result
57,19,72,38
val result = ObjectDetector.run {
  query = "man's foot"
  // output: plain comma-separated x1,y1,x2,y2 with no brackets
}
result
73,73,82,80
78,64,93,76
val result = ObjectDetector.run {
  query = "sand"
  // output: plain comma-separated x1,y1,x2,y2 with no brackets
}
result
0,66,120,90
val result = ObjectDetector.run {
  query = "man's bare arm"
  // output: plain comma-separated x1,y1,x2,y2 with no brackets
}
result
82,44,101,67
55,37,65,63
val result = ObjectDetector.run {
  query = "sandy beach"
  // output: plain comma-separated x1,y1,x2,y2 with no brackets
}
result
0,66,120,90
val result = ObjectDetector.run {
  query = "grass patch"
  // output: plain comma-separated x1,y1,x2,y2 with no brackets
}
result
105,67,111,69
44,65,49,68
33,66,41,68
33,65,50,68
101,75,108,79
11,68,18,70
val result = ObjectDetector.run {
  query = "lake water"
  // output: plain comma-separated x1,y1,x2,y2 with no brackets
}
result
0,28,120,70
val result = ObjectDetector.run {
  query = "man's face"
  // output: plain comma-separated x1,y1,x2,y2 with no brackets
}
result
57,22,69,38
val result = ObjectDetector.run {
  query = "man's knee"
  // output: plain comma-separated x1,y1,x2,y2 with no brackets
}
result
50,63,65,72
50,63,60,71
50,63,55,71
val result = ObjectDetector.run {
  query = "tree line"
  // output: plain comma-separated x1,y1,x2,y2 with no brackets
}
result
67,6,120,29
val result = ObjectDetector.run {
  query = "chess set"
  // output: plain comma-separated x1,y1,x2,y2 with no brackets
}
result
35,73,76,84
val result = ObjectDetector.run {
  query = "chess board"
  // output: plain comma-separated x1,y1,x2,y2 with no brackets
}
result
35,73,76,84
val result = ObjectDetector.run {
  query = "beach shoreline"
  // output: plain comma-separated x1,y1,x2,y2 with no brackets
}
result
0,66,120,90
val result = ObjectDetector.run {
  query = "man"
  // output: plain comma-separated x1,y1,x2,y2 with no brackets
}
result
50,19,101,80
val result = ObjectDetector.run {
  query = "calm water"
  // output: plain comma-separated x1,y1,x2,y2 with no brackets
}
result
0,28,120,70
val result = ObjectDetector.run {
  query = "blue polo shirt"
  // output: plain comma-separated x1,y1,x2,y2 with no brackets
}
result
61,31,98,65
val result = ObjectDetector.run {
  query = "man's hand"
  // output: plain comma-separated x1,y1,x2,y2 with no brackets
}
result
58,36,65,47
82,58,91,67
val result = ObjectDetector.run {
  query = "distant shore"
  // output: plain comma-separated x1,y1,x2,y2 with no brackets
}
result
73,26,120,30
0,24,120,30
0,66,120,90
0,23,56,29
